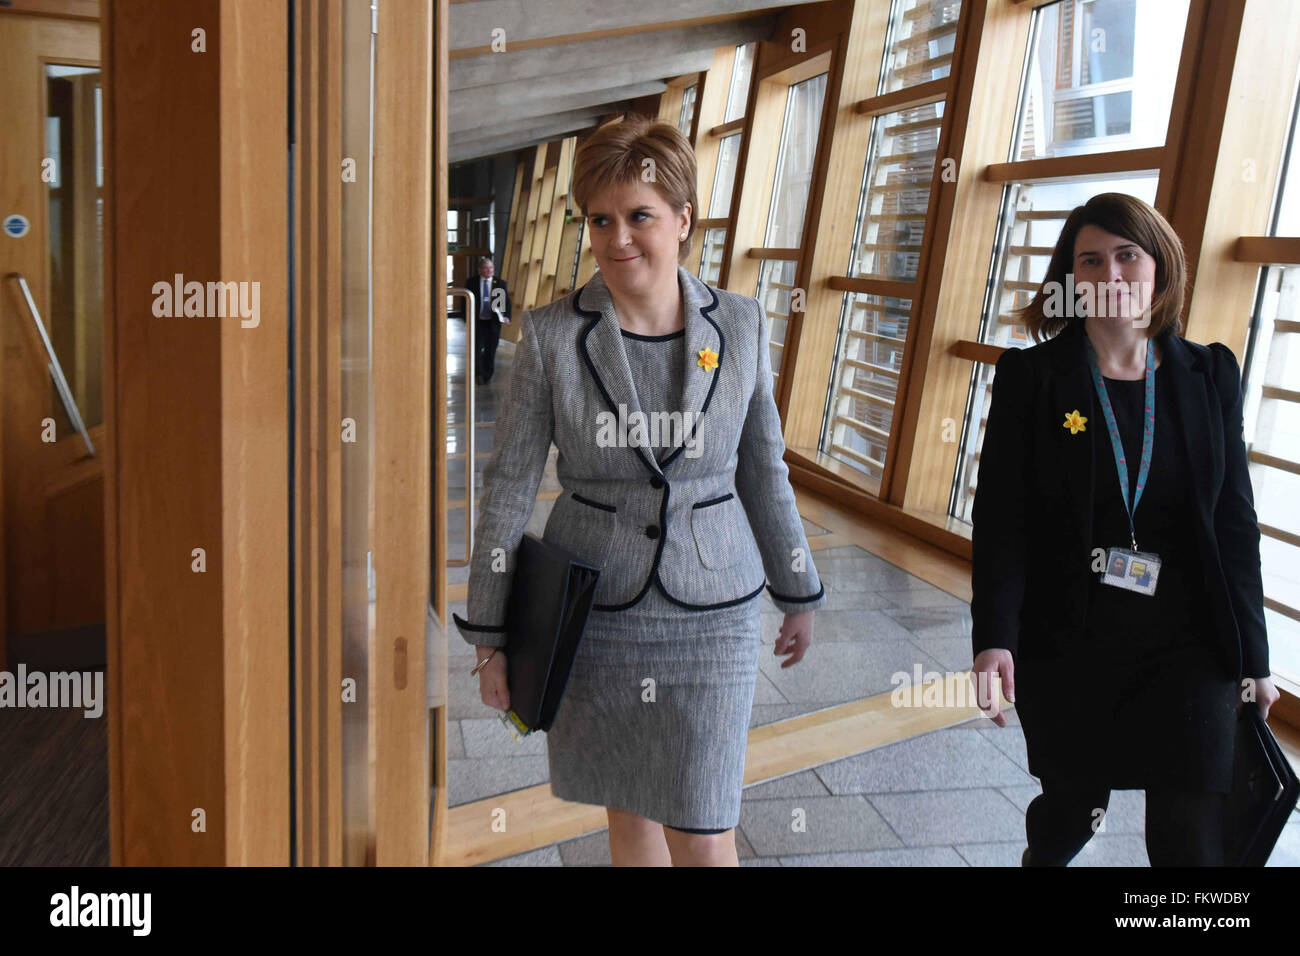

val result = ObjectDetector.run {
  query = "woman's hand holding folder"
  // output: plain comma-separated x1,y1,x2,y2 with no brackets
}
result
476,647,510,711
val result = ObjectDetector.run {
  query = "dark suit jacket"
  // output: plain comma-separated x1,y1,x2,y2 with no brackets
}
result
970,321,1269,681
463,274,511,323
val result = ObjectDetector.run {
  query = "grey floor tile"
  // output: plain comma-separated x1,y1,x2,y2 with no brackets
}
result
956,834,1152,867
445,719,466,760
905,636,978,673
743,770,831,800
868,788,1025,846
815,588,899,611
748,703,809,727
735,826,756,859
480,845,564,867
818,563,936,594
1095,790,1147,835
976,725,1031,773
815,728,1035,794
998,784,1040,813
1266,821,1300,867
739,795,902,857
740,857,784,866
557,829,612,867
953,841,1025,867
447,756,551,807
779,846,969,866
751,670,788,705
462,717,548,757
811,545,894,564
882,605,972,640
802,518,830,537
882,585,968,609
1068,834,1151,866
757,639,949,705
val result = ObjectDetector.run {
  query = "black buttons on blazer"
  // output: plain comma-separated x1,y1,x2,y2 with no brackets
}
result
650,475,665,489
644,524,660,539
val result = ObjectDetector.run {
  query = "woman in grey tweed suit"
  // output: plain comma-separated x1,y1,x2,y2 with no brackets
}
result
453,117,826,866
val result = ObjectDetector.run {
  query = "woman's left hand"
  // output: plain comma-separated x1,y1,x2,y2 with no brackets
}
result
774,611,813,668
1251,676,1280,721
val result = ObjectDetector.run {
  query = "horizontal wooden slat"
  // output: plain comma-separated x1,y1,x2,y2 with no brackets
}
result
747,247,801,260
984,147,1164,183
834,413,891,442
844,357,901,378
1250,450,1300,476
1260,523,1300,549
952,339,1006,365
709,118,745,137
1262,384,1300,404
1234,236,1300,264
855,77,949,118
840,383,895,408
829,441,885,472
828,274,916,300
848,328,908,347
1264,596,1300,624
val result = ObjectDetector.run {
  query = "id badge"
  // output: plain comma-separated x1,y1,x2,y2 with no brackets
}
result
1100,547,1161,596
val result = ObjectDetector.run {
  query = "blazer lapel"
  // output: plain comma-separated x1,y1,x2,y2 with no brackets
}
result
660,267,723,468
1049,323,1096,548
575,269,662,477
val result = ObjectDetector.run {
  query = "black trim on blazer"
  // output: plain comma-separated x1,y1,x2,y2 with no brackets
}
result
692,492,734,510
765,583,826,604
657,578,766,610
658,288,723,470
578,315,661,479
571,491,617,513
451,612,506,633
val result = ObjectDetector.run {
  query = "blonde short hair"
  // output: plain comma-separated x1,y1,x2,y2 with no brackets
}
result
571,116,698,263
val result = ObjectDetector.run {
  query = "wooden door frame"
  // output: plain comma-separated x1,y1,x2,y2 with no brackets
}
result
293,0,435,865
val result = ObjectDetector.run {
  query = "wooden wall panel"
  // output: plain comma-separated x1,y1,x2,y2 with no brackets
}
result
104,0,288,865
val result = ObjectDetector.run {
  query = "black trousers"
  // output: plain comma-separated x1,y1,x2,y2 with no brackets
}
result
1025,775,1227,866
475,316,501,381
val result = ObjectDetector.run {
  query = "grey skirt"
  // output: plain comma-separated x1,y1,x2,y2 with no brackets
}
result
544,580,763,830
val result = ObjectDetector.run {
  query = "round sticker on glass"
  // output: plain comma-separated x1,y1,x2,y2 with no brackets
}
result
3,214,30,239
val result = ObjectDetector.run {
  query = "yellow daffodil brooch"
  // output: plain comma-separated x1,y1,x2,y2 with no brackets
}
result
1062,409,1088,434
697,346,719,372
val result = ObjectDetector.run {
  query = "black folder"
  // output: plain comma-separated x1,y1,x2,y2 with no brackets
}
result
1225,704,1300,866
501,533,600,734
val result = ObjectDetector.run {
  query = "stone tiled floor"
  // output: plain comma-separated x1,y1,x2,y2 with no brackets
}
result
445,319,1300,867
479,717,1300,867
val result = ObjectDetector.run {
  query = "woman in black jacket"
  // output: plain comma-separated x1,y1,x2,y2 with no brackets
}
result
969,193,1278,866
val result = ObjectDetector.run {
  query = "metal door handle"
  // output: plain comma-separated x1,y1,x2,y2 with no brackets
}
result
446,287,474,566
6,273,95,457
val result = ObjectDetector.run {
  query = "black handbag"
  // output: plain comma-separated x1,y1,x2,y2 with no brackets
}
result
1225,703,1300,866
499,533,600,735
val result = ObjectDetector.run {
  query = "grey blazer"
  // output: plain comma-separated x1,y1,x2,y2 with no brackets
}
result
453,264,827,647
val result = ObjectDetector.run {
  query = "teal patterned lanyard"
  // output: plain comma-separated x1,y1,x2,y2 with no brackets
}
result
1084,335,1155,553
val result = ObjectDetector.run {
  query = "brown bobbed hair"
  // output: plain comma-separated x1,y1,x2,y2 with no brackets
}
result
571,115,698,264
1016,192,1186,343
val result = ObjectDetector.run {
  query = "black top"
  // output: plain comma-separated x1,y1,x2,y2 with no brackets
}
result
619,327,686,341
1085,366,1214,658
